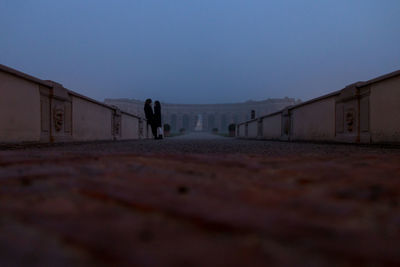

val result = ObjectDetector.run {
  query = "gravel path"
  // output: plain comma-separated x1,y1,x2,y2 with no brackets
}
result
4,132,399,156
1,133,400,266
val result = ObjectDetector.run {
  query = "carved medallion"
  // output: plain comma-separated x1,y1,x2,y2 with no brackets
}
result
53,106,64,132
345,109,354,132
115,122,120,135
114,116,121,135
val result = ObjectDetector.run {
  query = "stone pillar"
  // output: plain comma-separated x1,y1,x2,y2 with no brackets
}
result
170,113,177,132
191,113,197,131
215,114,221,131
251,110,256,119
221,113,228,133
203,113,208,131
112,107,122,140
186,115,191,131
42,81,73,143
281,108,291,141
181,114,190,131
39,85,51,142
257,118,263,139
335,82,370,143
207,114,215,131
139,118,144,139
177,114,183,131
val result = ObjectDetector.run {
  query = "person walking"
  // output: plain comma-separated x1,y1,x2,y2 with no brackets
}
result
144,98,157,139
154,100,163,139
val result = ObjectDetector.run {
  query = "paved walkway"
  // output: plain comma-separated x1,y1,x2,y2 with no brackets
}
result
1,134,400,266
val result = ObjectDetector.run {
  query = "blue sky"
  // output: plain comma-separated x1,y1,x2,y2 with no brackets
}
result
1,0,400,104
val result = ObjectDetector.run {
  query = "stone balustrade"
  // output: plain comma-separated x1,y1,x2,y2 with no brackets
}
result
237,69,400,144
3,63,400,145
0,64,150,143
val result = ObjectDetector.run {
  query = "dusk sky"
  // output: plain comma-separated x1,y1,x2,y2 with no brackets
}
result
1,0,400,104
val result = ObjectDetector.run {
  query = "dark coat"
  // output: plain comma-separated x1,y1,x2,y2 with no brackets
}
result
144,103,154,123
154,103,162,127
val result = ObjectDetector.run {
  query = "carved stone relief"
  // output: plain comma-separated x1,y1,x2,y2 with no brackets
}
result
335,103,344,133
345,108,355,132
335,83,370,143
113,115,121,136
53,106,64,132
115,120,121,135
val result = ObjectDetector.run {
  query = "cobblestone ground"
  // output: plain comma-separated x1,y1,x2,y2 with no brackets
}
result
1,133,400,266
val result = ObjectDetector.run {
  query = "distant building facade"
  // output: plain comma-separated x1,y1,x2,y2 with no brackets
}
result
105,98,299,133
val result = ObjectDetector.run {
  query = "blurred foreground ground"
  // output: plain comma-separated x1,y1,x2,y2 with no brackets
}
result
1,133,400,266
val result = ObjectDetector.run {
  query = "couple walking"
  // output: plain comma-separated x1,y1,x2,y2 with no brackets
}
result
144,99,163,139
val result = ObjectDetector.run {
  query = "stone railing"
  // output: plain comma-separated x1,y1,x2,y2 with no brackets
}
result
237,69,400,144
0,64,151,143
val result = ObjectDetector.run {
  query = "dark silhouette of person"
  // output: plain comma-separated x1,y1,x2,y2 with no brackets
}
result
154,101,163,139
251,110,256,119
144,98,157,139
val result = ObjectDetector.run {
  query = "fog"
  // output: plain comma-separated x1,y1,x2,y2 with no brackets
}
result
1,0,400,104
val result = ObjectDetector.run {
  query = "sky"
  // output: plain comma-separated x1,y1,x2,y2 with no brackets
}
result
1,0,400,104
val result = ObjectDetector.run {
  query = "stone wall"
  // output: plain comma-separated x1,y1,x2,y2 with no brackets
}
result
0,64,149,143
290,94,337,142
71,94,114,141
237,69,400,144
369,75,400,143
238,122,246,137
0,70,41,142
247,120,259,139
121,112,140,140
261,113,282,140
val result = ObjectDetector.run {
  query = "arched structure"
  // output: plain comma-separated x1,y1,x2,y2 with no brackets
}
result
105,98,300,133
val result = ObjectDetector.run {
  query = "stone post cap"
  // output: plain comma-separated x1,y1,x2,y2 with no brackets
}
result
45,80,69,101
